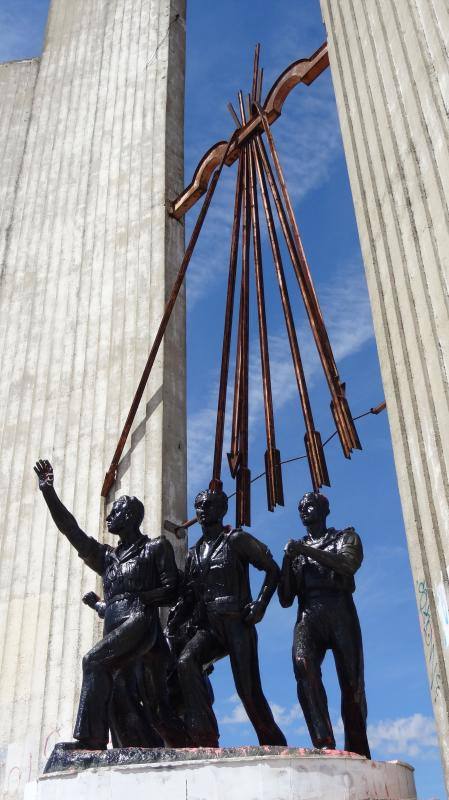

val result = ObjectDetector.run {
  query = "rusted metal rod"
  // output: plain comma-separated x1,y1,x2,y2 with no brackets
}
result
251,43,260,103
255,104,361,458
235,145,251,527
253,132,361,460
247,140,284,510
255,102,333,369
252,138,329,491
101,134,236,498
210,153,244,490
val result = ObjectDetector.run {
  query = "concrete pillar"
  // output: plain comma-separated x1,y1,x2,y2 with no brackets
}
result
319,0,449,789
0,0,186,795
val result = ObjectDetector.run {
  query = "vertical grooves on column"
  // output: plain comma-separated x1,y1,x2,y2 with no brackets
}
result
145,0,163,533
0,0,185,788
44,0,99,746
321,0,449,784
7,0,84,752
0,0,72,719
330,0,449,680
352,0,449,671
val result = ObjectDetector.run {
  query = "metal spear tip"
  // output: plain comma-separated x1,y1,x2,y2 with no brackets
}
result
227,451,241,478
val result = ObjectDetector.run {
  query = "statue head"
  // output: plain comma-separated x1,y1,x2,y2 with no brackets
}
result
106,495,145,535
194,488,228,527
298,491,329,528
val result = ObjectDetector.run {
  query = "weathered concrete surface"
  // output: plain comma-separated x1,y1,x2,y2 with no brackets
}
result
0,0,186,796
24,748,417,800
0,59,39,273
320,0,449,790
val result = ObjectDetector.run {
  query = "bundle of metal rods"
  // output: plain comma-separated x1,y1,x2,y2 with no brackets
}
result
209,45,361,526
101,44,361,514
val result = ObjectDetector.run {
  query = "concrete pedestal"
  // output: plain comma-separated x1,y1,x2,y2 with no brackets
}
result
24,746,416,800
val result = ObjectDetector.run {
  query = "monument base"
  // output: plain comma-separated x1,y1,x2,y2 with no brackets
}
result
24,745,416,800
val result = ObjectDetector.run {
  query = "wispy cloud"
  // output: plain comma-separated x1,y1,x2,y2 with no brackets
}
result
221,697,438,764
187,258,373,490
367,714,438,760
220,694,301,729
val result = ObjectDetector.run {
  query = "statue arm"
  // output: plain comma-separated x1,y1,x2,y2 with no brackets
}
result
34,460,107,574
277,553,297,608
232,531,280,622
139,538,180,607
291,529,363,576
166,555,195,632
83,591,106,619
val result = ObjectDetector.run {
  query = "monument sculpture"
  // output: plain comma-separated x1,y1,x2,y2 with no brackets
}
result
34,460,189,750
278,491,370,759
167,488,287,747
8,16,421,796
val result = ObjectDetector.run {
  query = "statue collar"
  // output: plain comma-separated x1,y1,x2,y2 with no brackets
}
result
114,534,148,563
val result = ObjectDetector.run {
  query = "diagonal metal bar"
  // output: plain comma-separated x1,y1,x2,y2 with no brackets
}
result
247,140,284,510
101,134,236,497
210,153,244,490
252,137,329,491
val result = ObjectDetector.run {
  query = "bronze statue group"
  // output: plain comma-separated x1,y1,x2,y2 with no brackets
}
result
34,459,370,760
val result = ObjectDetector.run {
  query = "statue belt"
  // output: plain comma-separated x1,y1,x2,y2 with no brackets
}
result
204,596,243,614
105,593,135,606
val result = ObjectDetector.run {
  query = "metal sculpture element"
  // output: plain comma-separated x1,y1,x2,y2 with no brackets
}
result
101,42,361,530
34,460,189,750
278,492,371,759
166,488,287,748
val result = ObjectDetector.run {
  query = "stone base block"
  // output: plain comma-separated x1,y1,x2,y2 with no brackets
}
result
24,745,416,800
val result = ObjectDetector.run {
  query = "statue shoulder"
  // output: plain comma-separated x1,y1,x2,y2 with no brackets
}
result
228,527,265,550
338,526,362,546
228,526,246,544
143,535,174,556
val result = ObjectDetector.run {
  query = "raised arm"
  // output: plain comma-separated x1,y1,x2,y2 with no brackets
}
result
232,530,280,625
34,460,90,549
34,460,106,574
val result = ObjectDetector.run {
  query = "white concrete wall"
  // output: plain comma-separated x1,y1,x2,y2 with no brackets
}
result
319,0,449,790
0,0,186,795
0,59,39,275
24,751,417,800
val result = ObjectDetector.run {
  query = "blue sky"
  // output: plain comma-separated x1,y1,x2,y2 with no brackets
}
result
0,1,444,798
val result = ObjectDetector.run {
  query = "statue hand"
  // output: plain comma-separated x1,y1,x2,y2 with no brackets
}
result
33,459,54,490
82,591,101,609
285,539,303,559
242,600,265,625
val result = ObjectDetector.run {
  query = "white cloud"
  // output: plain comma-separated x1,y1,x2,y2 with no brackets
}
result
187,258,373,490
367,713,438,759
220,695,300,728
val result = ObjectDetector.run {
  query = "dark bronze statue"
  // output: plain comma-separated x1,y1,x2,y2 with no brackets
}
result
167,487,287,748
81,591,164,748
34,459,189,750
278,491,370,758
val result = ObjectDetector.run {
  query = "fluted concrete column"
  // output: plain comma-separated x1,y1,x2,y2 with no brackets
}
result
320,0,449,788
0,0,186,796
